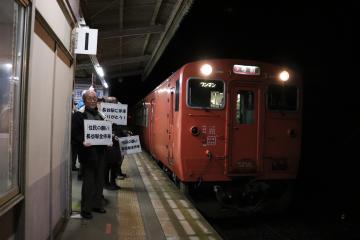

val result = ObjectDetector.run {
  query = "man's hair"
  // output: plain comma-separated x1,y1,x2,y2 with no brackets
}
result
105,96,118,103
82,89,97,102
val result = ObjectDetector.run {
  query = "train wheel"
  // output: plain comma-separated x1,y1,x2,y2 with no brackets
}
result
236,181,294,215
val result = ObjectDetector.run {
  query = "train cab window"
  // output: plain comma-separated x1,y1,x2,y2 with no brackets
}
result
187,78,225,109
267,85,298,111
236,91,254,124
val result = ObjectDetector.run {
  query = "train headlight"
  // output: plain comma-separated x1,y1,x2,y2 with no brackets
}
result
279,70,289,82
190,126,200,136
200,64,213,76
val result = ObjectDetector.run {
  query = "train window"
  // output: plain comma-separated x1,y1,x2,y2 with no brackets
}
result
175,80,179,111
0,1,27,206
187,78,225,109
236,91,254,124
267,85,298,111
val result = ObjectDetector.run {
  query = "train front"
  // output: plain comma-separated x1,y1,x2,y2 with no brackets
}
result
179,59,302,213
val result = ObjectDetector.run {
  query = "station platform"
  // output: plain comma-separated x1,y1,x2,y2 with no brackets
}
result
56,152,221,240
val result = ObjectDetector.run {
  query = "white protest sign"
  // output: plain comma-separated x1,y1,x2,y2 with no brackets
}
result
119,135,142,155
100,102,128,125
84,120,112,145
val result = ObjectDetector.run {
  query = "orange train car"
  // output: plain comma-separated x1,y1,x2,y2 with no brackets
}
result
133,59,302,213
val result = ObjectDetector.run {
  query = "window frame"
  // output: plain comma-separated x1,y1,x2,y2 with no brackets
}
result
0,0,30,214
185,77,226,110
235,90,255,125
266,84,300,112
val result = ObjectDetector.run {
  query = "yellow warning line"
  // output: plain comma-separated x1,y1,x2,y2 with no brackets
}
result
116,157,146,240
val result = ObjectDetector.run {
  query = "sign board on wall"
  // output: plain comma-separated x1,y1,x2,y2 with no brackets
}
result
74,28,98,55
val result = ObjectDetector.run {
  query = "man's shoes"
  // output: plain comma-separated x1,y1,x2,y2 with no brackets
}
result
92,208,106,213
105,184,121,190
81,211,93,219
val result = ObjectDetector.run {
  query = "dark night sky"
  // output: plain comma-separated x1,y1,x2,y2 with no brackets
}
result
110,2,357,217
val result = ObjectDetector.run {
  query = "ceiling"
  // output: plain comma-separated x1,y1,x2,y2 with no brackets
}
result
76,0,193,86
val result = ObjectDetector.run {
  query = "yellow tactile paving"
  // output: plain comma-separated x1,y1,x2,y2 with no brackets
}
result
132,152,222,240
116,158,146,240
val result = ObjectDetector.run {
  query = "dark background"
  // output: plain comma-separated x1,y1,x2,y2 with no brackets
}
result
110,2,358,221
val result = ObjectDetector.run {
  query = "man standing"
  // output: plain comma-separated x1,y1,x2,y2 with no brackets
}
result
71,89,107,219
103,96,122,190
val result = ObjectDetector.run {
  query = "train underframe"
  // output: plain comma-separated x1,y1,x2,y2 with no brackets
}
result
157,159,294,215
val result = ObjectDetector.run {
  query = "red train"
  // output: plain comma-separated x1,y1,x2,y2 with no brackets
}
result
133,59,302,213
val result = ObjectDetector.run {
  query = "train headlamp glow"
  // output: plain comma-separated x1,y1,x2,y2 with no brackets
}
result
279,71,290,82
200,64,213,76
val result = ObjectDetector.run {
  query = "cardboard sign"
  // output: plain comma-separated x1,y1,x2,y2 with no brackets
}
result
119,135,142,155
100,102,128,125
84,120,112,145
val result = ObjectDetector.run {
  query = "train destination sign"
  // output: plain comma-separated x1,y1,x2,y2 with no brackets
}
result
84,120,112,145
200,82,216,88
119,135,142,155
100,102,128,125
233,64,260,75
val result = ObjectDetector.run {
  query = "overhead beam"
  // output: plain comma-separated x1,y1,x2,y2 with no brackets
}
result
79,0,90,24
100,25,165,39
89,0,118,20
77,55,151,70
142,0,164,54
142,0,194,81
108,70,143,78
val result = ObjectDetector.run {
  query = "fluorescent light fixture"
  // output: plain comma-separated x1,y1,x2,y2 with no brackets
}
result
89,55,108,88
95,65,105,77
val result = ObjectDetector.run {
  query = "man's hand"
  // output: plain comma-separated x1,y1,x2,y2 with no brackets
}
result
83,141,91,147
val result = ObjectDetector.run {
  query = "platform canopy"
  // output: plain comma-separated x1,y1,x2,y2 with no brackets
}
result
76,0,193,84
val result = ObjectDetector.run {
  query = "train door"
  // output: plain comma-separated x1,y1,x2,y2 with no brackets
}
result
167,89,175,166
227,84,261,175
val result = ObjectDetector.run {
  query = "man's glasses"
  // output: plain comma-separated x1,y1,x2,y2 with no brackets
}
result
85,97,97,102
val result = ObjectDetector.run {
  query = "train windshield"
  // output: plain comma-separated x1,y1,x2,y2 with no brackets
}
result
187,79,225,109
267,84,298,111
